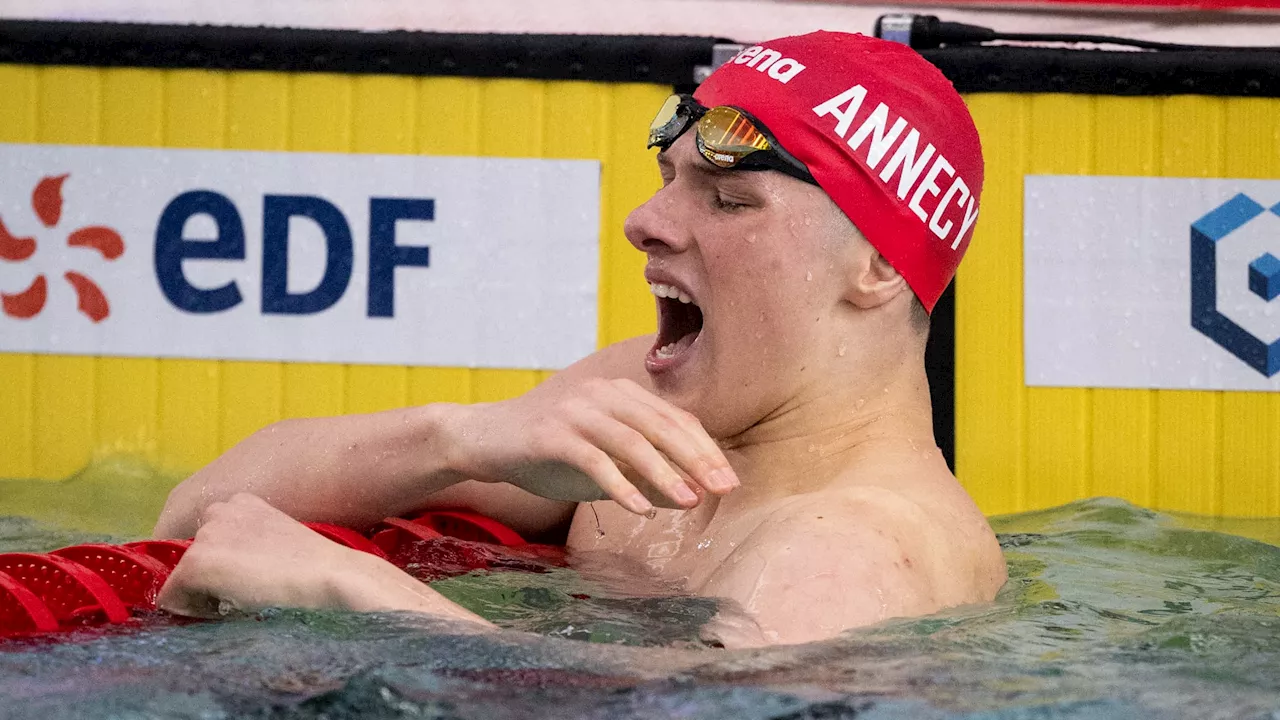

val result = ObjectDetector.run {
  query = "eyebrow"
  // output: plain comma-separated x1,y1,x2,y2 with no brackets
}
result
656,150,737,181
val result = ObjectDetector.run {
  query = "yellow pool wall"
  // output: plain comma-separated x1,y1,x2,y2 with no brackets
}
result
2,64,1278,519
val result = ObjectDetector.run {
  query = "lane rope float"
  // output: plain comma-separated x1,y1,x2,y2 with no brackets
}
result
0,510,555,638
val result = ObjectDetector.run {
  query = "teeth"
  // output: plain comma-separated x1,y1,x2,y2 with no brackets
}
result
648,282,697,305
655,343,677,359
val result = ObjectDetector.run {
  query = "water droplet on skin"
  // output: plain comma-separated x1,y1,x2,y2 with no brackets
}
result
838,343,847,357
697,538,712,550
805,271,812,281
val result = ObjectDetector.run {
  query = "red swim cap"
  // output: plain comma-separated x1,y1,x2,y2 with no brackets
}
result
694,31,984,312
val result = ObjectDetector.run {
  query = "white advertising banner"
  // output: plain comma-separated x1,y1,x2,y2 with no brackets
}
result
0,143,600,370
1024,175,1280,391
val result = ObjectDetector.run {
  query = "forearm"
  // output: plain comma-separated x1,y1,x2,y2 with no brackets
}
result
154,404,469,538
333,551,494,627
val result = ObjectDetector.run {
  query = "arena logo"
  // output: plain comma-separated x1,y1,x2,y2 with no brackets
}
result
730,45,806,83
1190,194,1280,377
0,173,124,323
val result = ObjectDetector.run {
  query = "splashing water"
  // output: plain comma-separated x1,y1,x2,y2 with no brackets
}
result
2,462,1280,719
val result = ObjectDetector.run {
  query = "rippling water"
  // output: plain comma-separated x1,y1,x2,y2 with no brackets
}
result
2,460,1279,719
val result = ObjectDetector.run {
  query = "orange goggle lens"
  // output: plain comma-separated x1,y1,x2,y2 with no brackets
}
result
695,106,772,168
648,98,773,169
646,95,816,185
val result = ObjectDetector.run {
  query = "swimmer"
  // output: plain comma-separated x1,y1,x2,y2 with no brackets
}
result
153,31,1007,647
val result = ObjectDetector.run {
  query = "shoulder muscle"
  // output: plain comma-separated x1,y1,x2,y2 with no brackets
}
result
700,495,936,646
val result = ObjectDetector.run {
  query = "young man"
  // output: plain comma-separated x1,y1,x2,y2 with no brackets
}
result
153,31,1006,648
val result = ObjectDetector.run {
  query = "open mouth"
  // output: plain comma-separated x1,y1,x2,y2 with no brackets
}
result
649,282,704,365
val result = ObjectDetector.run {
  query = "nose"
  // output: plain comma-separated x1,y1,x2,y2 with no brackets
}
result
624,184,693,256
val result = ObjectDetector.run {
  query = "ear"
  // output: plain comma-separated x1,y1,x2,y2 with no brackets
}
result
845,250,910,310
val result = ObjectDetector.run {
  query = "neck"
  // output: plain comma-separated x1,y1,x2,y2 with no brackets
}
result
717,343,937,510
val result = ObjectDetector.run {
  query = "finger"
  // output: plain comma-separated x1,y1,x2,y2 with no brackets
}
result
549,438,655,515
609,376,742,486
615,460,704,510
605,380,740,494
157,587,223,619
568,410,701,509
155,556,222,619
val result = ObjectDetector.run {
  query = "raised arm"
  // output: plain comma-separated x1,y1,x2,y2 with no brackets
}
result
152,403,568,539
154,335,739,539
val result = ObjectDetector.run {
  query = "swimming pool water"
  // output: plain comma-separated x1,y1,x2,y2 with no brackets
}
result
2,459,1279,719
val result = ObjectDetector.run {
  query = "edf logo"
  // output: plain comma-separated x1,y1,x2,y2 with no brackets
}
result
156,192,432,318
1191,194,1280,377
0,144,601,370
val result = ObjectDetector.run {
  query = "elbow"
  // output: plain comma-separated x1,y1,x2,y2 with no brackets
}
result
152,478,198,539
151,420,292,539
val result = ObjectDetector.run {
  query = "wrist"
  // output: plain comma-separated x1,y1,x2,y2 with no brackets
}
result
410,402,482,485
327,548,423,612
329,549,492,627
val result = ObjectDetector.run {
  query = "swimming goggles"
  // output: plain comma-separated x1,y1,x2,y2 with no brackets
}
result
646,94,818,187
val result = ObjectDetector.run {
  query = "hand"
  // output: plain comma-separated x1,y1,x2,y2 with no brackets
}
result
157,493,375,618
443,377,739,515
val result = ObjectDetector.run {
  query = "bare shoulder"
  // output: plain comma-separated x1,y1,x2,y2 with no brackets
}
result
698,492,935,646
698,478,1005,646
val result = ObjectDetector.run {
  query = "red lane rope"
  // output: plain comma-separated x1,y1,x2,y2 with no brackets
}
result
0,510,532,638
0,570,59,634
50,544,172,611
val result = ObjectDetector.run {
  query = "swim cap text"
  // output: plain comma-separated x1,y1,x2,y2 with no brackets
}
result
732,45,807,84
813,85,978,249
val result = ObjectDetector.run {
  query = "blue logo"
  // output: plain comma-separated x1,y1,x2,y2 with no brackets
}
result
153,192,434,318
1190,194,1280,377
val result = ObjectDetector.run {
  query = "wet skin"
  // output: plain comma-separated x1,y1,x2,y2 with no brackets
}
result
154,132,1006,648
562,133,1005,644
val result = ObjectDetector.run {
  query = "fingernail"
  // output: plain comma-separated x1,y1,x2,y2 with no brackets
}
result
712,469,740,491
675,484,698,505
629,493,654,515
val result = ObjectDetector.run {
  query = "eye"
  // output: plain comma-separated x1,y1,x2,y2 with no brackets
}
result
713,195,748,212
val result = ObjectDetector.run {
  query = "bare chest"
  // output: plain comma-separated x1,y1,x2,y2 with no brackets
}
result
564,501,760,589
